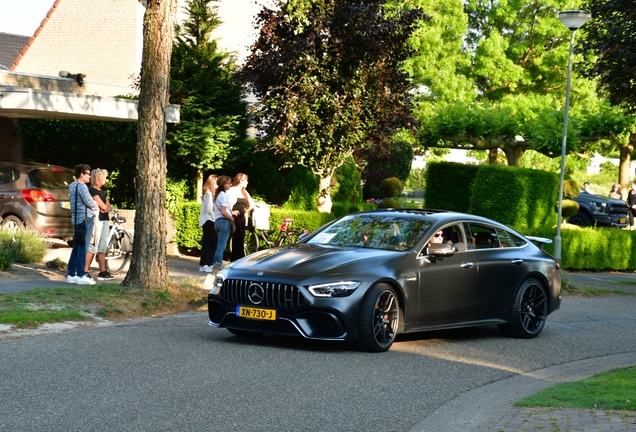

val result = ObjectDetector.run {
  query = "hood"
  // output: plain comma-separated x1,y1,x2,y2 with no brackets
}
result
229,243,405,276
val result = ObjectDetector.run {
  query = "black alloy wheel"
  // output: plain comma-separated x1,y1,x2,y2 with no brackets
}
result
358,284,400,352
499,278,547,338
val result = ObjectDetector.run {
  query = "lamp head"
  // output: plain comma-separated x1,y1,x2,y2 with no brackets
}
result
558,10,592,30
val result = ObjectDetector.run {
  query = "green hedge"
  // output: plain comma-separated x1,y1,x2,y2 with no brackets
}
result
469,164,558,231
525,226,636,271
425,162,479,212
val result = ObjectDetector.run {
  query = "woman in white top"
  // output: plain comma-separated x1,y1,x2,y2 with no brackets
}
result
212,175,239,270
198,174,217,272
228,173,255,261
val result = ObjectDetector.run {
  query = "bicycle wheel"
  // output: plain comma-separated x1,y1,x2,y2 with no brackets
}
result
245,230,260,254
278,230,300,247
105,233,130,275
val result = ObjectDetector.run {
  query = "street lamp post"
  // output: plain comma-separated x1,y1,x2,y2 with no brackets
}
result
554,10,591,262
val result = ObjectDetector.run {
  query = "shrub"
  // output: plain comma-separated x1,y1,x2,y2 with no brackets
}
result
378,177,404,198
562,179,580,200
377,199,402,209
332,156,362,206
359,134,414,199
559,199,580,221
425,162,480,212
0,226,48,269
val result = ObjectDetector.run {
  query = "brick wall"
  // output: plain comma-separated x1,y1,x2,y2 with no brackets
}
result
14,0,143,88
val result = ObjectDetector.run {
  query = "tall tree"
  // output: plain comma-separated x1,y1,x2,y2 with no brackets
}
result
242,0,424,213
579,0,636,112
122,0,178,290
168,0,248,201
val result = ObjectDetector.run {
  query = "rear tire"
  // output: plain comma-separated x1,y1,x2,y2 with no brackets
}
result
1,215,23,230
358,284,400,352
569,212,592,226
499,278,547,339
105,235,130,275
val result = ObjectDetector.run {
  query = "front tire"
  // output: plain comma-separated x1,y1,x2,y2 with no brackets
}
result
499,278,547,338
358,284,400,352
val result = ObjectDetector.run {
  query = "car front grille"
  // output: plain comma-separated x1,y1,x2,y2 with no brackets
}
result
609,204,629,216
221,279,305,309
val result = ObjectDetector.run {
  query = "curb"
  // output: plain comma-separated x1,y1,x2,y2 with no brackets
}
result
410,351,636,431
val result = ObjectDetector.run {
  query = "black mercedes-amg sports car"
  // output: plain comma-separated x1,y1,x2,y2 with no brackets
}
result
207,209,562,352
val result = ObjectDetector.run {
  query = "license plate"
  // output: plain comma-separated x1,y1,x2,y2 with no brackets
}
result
60,201,71,210
236,305,276,321
620,218,626,224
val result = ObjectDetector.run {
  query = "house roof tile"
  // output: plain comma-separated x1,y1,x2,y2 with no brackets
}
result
9,0,61,70
0,32,29,71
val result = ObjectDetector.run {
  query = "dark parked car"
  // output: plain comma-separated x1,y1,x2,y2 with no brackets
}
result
571,191,629,228
207,209,562,352
0,161,74,240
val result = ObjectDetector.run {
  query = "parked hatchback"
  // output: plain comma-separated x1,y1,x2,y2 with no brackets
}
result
0,161,75,241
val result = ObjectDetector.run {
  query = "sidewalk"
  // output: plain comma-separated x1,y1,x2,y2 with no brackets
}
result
411,352,636,431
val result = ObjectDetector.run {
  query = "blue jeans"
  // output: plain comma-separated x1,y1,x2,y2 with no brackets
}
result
67,236,87,277
213,218,231,266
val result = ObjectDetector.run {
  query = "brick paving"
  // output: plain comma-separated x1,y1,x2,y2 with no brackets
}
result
488,407,636,431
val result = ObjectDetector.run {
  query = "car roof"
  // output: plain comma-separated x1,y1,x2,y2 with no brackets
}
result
0,160,73,171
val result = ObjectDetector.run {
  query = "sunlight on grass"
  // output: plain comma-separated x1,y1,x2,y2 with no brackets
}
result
515,366,636,411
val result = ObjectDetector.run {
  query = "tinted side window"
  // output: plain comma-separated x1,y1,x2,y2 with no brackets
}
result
468,224,498,249
496,228,527,247
28,169,74,189
0,167,19,185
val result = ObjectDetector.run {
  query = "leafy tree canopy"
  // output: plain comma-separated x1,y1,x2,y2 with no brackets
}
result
579,0,636,113
167,0,248,194
241,0,426,212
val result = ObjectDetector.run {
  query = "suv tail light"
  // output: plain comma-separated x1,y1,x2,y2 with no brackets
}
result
21,189,55,203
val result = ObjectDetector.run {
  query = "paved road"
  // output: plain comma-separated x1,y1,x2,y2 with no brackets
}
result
1,294,635,431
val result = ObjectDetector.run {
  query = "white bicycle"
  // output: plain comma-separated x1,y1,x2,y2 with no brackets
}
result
104,209,133,275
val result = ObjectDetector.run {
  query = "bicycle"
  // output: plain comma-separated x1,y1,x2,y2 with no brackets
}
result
245,216,308,253
104,209,133,275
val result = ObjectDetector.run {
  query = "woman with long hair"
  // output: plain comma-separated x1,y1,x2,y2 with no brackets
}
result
229,173,255,261
609,183,622,200
212,175,238,271
198,174,218,272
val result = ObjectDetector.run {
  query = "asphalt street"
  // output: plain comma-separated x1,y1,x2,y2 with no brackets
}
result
1,294,635,431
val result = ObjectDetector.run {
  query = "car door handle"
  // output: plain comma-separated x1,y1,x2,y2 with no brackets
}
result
511,259,524,265
460,262,474,268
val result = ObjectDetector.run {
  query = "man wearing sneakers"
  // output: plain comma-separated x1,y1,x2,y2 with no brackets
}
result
67,164,99,285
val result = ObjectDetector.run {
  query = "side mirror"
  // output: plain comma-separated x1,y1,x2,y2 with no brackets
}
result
428,243,456,256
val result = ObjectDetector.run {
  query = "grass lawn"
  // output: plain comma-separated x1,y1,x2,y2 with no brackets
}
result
515,366,636,411
0,279,208,329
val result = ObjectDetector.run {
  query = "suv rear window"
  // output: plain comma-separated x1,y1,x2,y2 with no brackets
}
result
28,169,74,189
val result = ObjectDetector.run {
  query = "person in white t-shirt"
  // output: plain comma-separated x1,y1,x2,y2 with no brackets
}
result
212,175,239,271
198,174,217,272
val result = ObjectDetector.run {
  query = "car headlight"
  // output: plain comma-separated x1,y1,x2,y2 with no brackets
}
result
308,281,361,298
209,269,226,295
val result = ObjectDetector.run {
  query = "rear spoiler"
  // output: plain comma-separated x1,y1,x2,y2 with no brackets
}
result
526,236,553,251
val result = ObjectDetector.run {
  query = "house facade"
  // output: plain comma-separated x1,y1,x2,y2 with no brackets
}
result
0,0,179,161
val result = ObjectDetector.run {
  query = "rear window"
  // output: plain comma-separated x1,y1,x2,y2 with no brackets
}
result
28,169,74,189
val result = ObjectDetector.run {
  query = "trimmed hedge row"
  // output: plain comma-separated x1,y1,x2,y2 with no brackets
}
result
424,161,636,270
171,202,336,252
527,226,636,271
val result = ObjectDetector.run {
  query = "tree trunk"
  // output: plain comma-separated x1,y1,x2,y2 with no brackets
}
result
501,144,524,167
195,169,203,203
618,135,634,198
488,148,498,164
122,0,178,290
316,174,333,213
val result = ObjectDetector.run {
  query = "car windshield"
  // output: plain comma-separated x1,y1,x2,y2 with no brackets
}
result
307,214,432,251
28,169,74,189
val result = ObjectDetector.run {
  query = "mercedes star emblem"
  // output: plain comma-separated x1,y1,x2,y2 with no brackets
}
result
248,283,265,305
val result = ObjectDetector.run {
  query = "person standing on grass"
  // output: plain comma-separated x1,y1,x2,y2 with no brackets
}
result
198,174,218,273
84,168,115,281
212,175,239,272
67,164,99,285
